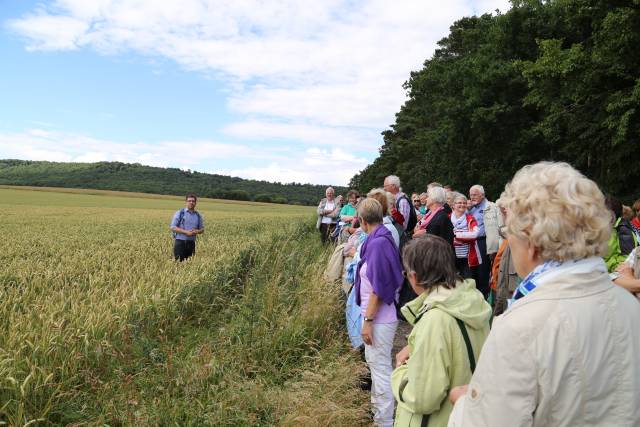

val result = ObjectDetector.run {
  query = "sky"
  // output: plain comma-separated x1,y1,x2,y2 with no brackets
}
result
0,0,511,186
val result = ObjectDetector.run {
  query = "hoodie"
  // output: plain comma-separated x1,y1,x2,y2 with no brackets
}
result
391,279,491,427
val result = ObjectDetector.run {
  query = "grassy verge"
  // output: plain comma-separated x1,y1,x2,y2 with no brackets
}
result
1,218,368,426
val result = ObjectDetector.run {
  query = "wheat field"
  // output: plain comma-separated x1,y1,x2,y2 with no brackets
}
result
0,187,367,426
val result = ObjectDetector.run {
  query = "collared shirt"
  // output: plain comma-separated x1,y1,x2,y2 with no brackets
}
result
170,209,204,241
469,198,487,237
395,192,411,231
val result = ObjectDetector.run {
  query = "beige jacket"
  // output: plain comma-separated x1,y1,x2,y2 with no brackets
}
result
449,261,640,427
316,197,342,229
483,201,501,255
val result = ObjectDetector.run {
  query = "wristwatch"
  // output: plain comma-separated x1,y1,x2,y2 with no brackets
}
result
363,316,375,322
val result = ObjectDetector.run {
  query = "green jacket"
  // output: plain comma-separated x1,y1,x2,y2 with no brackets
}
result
605,217,638,272
391,279,491,427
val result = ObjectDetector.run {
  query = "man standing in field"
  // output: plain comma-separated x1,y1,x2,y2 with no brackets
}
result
170,194,204,261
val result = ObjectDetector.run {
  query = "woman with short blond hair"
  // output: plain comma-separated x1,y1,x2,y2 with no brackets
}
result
448,162,640,427
355,197,404,427
368,188,401,248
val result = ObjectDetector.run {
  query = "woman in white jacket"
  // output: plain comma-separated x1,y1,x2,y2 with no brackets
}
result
448,162,640,427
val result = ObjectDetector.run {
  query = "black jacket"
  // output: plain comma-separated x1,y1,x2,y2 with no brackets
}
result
425,209,454,246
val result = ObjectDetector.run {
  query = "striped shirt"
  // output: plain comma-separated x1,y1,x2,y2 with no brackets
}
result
451,212,470,259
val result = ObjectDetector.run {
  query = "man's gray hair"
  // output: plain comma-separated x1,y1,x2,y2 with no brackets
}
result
385,175,401,187
470,184,485,195
326,186,335,193
427,186,446,205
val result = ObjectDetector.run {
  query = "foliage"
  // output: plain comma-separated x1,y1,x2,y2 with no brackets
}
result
0,159,348,206
0,188,368,426
351,0,640,202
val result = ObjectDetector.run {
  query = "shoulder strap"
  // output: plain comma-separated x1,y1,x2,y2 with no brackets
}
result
396,194,408,208
177,208,185,227
406,309,474,427
413,308,476,373
194,210,202,229
454,318,476,373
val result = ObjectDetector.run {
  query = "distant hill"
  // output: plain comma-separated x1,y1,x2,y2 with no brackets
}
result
0,159,348,206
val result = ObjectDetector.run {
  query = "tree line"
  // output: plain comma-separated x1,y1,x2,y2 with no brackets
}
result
0,159,347,206
350,0,639,202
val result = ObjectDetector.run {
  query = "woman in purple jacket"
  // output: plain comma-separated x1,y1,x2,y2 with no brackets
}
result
355,197,404,427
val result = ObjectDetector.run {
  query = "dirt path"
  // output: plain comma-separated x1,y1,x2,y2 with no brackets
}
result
392,320,412,360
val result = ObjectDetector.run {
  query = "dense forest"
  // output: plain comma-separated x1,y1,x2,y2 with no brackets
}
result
0,159,347,206
351,0,640,202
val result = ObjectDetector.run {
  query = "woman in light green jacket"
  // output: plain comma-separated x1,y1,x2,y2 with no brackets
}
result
392,235,491,427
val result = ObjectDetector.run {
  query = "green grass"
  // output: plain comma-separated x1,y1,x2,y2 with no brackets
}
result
0,187,368,426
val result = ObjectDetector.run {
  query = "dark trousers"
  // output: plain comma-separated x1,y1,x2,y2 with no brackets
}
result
471,237,491,298
456,257,472,279
174,239,196,261
319,223,336,245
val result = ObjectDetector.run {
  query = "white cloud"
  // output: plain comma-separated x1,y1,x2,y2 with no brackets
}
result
6,0,512,184
222,147,370,185
223,120,380,150
0,128,266,169
8,13,89,50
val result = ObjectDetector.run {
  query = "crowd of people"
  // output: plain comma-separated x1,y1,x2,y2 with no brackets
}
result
318,162,640,427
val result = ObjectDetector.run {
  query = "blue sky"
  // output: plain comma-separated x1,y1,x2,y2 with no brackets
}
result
0,0,510,185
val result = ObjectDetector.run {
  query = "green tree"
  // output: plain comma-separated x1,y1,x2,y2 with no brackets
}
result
352,0,639,201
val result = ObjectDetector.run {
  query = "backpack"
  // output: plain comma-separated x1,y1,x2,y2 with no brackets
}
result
172,208,202,239
605,218,638,271
396,195,417,235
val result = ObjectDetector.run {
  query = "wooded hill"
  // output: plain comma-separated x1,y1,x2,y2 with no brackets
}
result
351,0,640,202
0,159,347,206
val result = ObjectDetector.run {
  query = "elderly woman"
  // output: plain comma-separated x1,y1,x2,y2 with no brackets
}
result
339,190,359,228
450,193,480,279
355,198,404,427
316,186,342,244
414,186,454,245
367,188,401,248
448,162,640,427
337,189,360,243
391,235,491,427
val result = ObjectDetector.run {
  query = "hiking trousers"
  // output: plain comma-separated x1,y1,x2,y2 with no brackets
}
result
174,239,196,261
365,321,398,427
